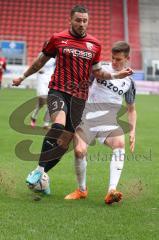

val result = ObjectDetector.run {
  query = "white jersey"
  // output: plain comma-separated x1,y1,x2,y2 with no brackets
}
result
37,58,55,97
88,62,135,106
77,63,136,145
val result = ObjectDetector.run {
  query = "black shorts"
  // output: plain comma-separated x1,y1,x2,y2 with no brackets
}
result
47,89,86,133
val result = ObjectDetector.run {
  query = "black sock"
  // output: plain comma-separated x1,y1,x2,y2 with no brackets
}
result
39,123,73,170
44,158,61,172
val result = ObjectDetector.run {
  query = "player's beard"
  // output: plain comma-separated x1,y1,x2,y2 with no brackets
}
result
71,26,86,38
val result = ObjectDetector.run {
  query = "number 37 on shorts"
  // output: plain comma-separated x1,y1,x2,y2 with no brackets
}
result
52,99,65,111
47,93,66,115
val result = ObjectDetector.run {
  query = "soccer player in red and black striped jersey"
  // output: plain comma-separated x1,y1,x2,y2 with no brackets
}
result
0,55,7,89
12,5,133,194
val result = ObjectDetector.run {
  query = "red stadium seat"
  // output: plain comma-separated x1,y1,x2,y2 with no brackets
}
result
0,0,141,67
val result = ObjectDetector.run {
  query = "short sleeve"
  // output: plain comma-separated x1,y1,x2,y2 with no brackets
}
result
42,35,57,57
92,44,101,66
125,79,136,104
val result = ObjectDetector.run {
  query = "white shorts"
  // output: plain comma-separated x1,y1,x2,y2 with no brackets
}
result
76,101,124,145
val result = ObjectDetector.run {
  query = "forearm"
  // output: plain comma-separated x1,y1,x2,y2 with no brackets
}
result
128,109,137,134
93,69,112,80
12,53,51,86
22,53,50,80
23,62,42,78
93,67,133,80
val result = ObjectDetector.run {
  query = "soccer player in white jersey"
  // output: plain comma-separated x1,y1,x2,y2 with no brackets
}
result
30,57,56,129
65,41,137,204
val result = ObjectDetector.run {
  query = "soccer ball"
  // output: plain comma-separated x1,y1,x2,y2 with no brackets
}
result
34,172,50,191
27,171,50,192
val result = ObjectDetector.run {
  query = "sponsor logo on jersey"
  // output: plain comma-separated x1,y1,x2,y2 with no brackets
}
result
86,42,93,50
61,40,68,44
97,79,124,95
63,48,93,60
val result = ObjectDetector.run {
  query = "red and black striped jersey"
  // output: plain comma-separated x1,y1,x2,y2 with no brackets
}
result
0,57,7,82
42,29,101,100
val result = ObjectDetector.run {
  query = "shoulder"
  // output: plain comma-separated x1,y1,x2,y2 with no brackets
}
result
101,62,112,71
124,78,136,104
128,77,136,90
85,33,101,46
50,30,70,40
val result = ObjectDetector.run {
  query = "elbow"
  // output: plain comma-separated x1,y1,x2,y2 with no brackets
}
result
93,70,100,79
34,61,44,71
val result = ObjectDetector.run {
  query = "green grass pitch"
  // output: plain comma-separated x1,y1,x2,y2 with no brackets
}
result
0,88,159,240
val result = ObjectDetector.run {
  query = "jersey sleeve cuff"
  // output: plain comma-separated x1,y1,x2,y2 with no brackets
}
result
92,62,102,71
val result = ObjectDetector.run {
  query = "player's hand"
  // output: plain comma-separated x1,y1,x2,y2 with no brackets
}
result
129,132,135,153
116,68,133,79
12,77,24,86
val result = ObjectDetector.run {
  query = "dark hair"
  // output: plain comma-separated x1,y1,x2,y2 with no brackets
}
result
70,5,88,17
112,41,130,57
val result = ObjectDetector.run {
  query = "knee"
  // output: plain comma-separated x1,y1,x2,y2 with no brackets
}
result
117,142,125,149
111,141,125,149
74,146,87,159
39,98,46,107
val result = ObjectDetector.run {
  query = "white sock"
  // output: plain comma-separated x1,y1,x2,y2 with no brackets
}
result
44,109,51,124
36,166,44,173
31,104,40,120
75,156,87,191
108,148,125,192
43,122,50,127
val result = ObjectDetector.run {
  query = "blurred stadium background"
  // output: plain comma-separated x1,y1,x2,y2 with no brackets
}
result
0,0,159,94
